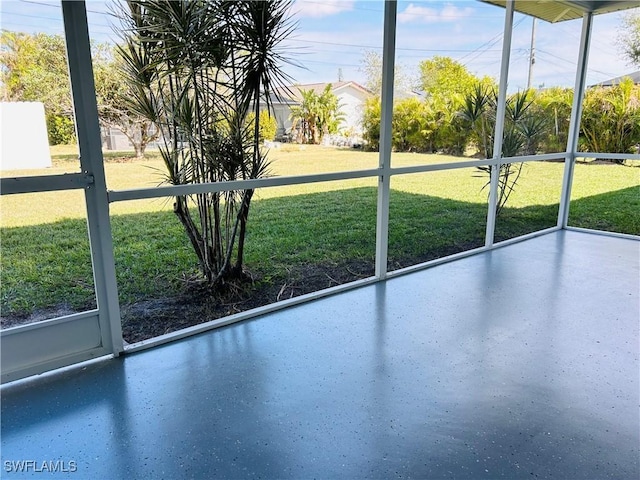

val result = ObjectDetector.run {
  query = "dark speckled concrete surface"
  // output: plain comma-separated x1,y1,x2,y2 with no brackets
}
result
2,231,639,479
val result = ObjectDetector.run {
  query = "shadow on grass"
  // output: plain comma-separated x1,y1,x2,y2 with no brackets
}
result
1,186,637,331
569,185,640,234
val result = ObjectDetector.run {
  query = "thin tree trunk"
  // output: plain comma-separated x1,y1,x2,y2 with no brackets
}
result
234,189,254,274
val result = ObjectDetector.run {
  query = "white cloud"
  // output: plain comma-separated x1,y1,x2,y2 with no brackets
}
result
398,3,475,24
294,0,355,19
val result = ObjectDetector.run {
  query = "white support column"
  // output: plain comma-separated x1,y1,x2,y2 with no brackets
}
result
485,0,515,247
558,12,593,228
62,1,124,355
375,0,397,279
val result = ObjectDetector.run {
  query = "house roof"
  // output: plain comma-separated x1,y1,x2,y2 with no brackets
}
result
592,71,640,86
480,0,640,23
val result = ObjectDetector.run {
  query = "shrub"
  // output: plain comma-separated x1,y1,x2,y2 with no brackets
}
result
579,79,640,159
247,110,278,142
362,97,381,151
47,114,75,145
535,87,572,153
430,96,470,156
392,97,434,152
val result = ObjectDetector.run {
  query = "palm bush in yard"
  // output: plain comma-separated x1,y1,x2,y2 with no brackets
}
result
289,84,344,144
460,86,548,215
535,87,572,154
116,0,296,287
579,78,640,159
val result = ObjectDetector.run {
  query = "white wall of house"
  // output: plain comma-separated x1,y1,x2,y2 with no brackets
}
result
334,86,369,135
0,102,51,171
103,127,132,151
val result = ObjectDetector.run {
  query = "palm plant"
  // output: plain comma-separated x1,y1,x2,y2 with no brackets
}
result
459,83,494,158
290,84,344,144
316,84,345,138
116,0,296,287
461,86,547,215
290,88,318,143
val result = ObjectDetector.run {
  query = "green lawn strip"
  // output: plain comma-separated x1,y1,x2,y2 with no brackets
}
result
388,190,487,268
1,219,96,315
6,184,635,318
110,211,198,305
2,147,637,228
246,187,377,271
569,185,640,234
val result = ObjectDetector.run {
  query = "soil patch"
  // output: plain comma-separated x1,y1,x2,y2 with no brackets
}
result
0,260,375,343
120,260,374,343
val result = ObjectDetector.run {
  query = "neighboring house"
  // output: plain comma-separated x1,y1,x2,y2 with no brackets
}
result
101,126,161,152
592,71,640,87
102,127,134,151
270,81,374,140
103,81,375,150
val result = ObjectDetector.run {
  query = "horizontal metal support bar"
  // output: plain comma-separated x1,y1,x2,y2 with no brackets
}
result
574,152,640,161
0,173,93,195
499,152,568,163
108,168,381,203
1,310,106,384
1,348,111,384
386,228,562,283
564,226,640,241
110,153,574,204
389,158,499,176
492,226,561,249
386,245,490,279
0,310,100,337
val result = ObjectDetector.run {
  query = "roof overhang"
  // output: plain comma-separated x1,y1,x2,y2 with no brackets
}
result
480,0,640,23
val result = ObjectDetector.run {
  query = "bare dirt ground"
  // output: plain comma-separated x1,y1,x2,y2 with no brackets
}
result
1,261,375,343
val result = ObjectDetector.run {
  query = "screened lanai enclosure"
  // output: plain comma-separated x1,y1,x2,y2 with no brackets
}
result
1,0,639,478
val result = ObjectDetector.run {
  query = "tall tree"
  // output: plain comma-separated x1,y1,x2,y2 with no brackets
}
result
92,44,159,158
1,30,159,151
359,49,413,96
419,56,495,155
419,56,480,100
619,11,640,66
0,31,75,143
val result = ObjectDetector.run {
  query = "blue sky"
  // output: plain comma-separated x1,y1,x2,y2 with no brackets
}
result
1,0,637,91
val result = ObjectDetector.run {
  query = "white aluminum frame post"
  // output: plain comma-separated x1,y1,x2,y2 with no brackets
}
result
558,11,593,228
375,0,397,279
485,0,514,247
62,1,123,356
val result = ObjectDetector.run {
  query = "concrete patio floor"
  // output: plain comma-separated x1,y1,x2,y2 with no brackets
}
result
1,230,638,479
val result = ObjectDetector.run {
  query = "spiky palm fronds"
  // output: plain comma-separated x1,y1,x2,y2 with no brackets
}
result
462,86,548,215
116,0,296,286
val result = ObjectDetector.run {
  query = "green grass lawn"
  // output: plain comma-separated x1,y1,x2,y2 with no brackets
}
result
1,145,638,319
